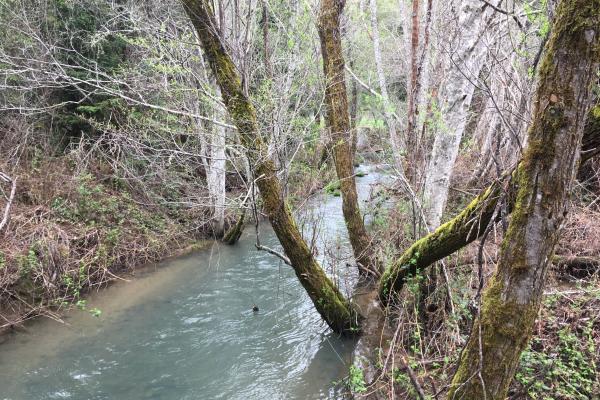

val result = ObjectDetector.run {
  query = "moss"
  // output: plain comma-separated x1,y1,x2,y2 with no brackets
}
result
318,0,375,274
222,211,245,245
379,180,505,304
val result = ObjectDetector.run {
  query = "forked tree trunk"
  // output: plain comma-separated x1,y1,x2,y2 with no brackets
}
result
379,108,600,303
317,0,376,275
449,1,600,398
181,0,361,336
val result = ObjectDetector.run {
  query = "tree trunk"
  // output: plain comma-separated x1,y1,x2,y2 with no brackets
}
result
222,210,245,245
449,2,600,398
379,108,600,303
405,0,420,183
181,0,361,336
368,0,403,170
421,0,493,228
207,86,227,237
318,0,377,275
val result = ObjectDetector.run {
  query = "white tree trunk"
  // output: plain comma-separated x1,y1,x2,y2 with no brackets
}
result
208,125,227,236
369,0,403,168
203,85,228,237
422,0,493,228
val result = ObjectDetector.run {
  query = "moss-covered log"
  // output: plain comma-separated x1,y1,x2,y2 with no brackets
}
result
379,107,600,304
317,0,376,274
449,1,600,398
379,177,509,304
181,0,361,335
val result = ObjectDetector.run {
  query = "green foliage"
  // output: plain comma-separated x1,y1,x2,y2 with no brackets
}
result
44,0,128,146
52,173,166,233
348,365,367,393
324,180,341,196
393,369,418,397
524,0,550,38
89,307,102,317
516,325,597,399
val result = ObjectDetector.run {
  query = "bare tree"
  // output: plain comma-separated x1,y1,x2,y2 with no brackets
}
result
421,0,496,228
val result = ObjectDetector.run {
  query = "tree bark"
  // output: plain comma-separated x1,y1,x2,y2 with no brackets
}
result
405,0,421,183
318,0,377,275
181,0,361,335
379,108,600,303
449,1,600,398
207,86,227,237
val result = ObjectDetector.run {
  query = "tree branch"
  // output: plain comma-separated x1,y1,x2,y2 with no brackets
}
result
255,244,291,266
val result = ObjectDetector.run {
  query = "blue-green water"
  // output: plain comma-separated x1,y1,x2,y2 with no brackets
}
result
0,166,386,400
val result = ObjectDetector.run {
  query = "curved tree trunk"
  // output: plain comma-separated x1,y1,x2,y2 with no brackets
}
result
317,0,377,275
379,108,600,303
181,0,361,336
449,1,600,398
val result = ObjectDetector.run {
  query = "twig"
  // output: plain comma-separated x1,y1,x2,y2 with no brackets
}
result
344,66,401,121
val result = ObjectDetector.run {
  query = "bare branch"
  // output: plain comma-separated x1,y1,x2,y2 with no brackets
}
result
255,244,292,266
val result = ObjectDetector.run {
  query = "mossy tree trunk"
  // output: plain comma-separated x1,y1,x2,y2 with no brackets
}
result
317,0,376,275
449,1,600,398
379,108,600,304
181,0,361,336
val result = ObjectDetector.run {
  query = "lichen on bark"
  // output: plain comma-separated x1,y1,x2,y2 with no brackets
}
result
379,107,600,305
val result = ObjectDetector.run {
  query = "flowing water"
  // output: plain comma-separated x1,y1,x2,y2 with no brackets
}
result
0,166,387,400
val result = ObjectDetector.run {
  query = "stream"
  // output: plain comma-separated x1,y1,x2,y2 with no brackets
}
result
0,165,387,400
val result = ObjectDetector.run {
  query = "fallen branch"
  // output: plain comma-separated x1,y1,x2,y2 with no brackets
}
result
255,244,291,266
399,354,426,400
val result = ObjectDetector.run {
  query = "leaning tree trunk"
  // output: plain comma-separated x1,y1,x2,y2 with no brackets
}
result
181,0,361,336
421,0,493,228
317,0,376,275
379,108,600,304
449,1,600,398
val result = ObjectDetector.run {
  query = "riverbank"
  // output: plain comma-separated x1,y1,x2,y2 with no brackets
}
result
0,166,386,399
0,155,217,335
0,149,349,336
